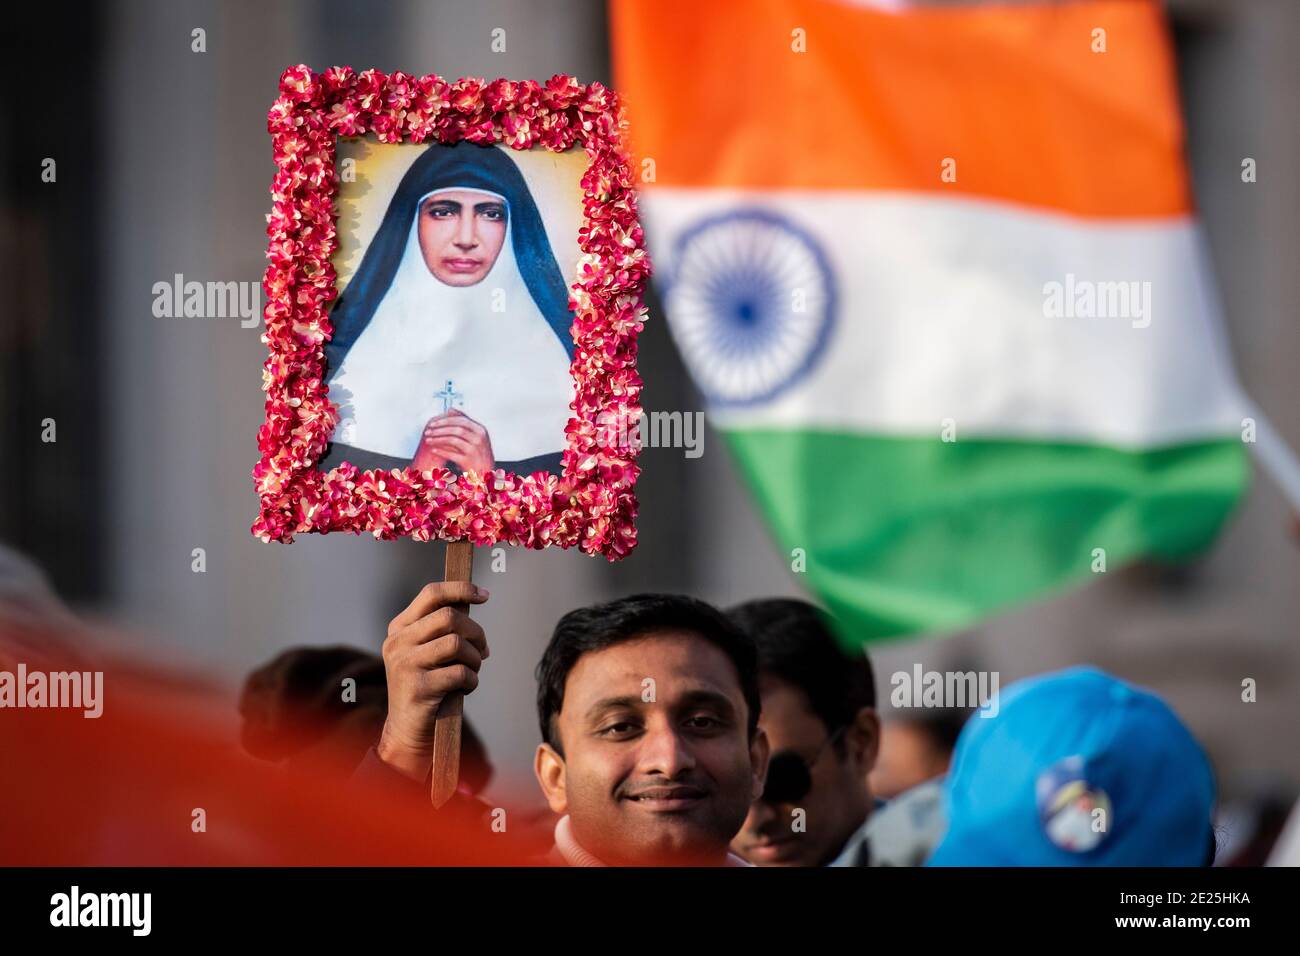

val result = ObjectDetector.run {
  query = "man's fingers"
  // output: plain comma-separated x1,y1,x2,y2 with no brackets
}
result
410,630,486,673
393,608,489,661
387,580,489,634
389,580,488,634
421,662,480,699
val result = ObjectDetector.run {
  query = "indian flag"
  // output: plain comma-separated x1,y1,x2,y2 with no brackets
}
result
612,0,1250,642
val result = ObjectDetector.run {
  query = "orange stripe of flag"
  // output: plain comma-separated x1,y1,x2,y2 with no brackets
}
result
611,0,1192,218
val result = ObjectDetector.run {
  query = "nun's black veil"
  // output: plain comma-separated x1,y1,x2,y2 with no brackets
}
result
324,140,575,374
319,141,574,474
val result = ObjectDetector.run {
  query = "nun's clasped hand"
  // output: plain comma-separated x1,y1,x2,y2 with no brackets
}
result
413,408,495,475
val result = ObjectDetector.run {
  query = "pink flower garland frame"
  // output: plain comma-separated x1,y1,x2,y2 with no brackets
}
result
252,67,648,559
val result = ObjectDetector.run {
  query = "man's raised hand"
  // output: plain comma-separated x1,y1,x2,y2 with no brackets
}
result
376,581,490,782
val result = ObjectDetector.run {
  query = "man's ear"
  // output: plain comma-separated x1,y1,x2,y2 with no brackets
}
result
846,706,881,774
749,727,771,802
534,742,568,815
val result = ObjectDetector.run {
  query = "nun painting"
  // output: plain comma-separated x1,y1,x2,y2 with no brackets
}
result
320,141,575,476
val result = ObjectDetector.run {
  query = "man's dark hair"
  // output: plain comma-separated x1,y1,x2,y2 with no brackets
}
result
726,598,875,749
536,594,761,753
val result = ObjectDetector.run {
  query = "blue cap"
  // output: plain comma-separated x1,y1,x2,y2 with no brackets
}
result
926,667,1214,866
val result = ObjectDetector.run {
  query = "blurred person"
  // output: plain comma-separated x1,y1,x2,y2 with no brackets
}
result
927,667,1216,866
0,545,531,865
2,634,525,867
726,598,881,867
239,645,492,793
365,583,768,866
870,710,965,800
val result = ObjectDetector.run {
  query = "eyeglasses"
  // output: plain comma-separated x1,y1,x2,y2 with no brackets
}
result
759,725,847,805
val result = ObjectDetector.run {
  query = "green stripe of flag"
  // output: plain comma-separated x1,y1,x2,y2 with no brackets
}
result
724,430,1248,646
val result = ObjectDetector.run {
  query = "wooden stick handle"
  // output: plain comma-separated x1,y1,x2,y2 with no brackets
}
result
430,540,474,808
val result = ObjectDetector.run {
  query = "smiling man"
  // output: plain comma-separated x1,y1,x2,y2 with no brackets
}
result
533,595,769,866
367,585,769,866
366,582,764,868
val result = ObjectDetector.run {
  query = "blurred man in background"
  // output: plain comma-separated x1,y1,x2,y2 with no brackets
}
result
727,598,881,866
870,709,965,800
239,644,493,792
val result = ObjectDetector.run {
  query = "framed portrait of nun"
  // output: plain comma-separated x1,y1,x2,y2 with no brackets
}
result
322,140,583,477
253,69,648,558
